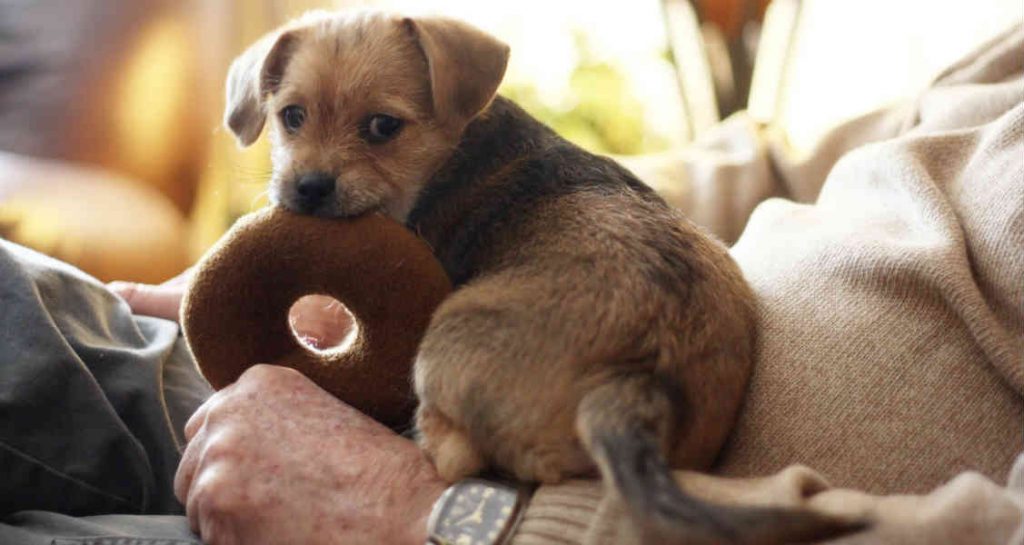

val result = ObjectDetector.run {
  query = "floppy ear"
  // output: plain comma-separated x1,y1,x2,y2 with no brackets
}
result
403,17,510,127
224,29,302,147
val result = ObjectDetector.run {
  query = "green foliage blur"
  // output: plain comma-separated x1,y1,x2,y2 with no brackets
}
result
500,33,668,156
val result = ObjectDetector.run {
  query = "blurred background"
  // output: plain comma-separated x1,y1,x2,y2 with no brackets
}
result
0,0,1020,282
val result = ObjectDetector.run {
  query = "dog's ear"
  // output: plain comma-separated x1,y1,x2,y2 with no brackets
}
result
403,17,510,127
224,29,302,146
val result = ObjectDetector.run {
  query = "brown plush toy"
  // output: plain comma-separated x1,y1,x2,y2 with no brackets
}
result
180,207,451,427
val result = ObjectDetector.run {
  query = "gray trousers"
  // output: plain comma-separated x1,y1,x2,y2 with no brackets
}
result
0,240,212,544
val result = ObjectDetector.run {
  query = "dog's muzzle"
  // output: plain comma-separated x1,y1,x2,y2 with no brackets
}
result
293,172,336,212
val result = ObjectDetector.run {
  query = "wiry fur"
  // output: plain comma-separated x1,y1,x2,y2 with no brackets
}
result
224,10,500,219
409,100,758,480
224,11,865,544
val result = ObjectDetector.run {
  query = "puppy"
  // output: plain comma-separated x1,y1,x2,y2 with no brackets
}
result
224,11,861,544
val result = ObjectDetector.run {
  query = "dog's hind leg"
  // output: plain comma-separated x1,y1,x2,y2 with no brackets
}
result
416,403,486,482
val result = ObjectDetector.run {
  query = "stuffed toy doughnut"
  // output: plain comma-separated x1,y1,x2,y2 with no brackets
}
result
180,206,451,426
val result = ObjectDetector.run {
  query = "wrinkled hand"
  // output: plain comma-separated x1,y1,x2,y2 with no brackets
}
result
110,272,353,349
175,364,444,545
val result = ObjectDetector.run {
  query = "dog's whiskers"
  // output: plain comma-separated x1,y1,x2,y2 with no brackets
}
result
229,164,274,185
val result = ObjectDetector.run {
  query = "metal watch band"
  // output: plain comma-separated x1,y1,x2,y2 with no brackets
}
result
426,478,529,545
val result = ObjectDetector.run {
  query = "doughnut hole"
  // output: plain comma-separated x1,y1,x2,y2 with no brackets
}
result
288,294,358,355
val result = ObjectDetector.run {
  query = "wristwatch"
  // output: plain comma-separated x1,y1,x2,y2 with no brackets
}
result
426,478,530,545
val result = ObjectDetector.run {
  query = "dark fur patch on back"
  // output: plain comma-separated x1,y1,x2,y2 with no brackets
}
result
407,97,669,286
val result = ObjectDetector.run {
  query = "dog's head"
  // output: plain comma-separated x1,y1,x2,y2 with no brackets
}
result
225,11,509,219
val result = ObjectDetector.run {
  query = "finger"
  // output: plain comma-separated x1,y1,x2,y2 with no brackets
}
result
192,496,234,545
186,460,230,540
162,266,195,288
183,401,210,442
174,423,206,504
186,475,202,534
290,298,354,348
184,388,230,441
108,282,185,321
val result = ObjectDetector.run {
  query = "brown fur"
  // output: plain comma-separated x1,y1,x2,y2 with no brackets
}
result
224,10,506,219
224,10,863,544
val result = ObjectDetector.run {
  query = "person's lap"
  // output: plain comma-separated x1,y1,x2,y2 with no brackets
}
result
0,240,210,543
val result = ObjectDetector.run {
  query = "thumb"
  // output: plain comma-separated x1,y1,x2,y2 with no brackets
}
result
108,281,185,322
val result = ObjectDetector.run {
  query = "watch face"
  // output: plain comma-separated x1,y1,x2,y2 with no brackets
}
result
431,480,519,545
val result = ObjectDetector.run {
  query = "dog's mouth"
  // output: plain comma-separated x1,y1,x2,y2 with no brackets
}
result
271,186,386,219
286,197,340,218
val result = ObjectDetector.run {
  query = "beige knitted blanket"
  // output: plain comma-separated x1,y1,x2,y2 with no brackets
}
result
512,24,1024,545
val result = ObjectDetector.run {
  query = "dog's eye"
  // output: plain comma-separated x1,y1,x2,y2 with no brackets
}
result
362,114,404,144
280,105,306,134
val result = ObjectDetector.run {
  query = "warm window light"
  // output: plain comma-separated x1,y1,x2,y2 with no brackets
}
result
366,0,690,151
662,0,720,139
748,0,799,125
764,0,1023,153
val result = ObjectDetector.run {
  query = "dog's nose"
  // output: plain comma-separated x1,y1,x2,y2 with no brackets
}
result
296,172,335,206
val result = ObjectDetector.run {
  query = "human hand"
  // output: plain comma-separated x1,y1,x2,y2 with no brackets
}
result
174,364,445,545
109,267,193,321
110,272,353,351
287,295,354,351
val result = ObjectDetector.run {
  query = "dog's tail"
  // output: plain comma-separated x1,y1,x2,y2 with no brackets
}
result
576,373,866,545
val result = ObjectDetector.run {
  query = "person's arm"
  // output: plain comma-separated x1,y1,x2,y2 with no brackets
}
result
622,103,907,246
171,368,1023,545
174,364,445,545
510,460,1024,545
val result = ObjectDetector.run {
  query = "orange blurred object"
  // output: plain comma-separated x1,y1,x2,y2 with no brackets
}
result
0,153,189,284
0,0,220,281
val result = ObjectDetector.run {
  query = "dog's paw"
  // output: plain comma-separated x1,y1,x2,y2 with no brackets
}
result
416,404,485,482
509,441,589,484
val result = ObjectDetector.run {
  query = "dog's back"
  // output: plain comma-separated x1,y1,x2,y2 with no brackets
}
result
411,95,754,471
411,98,859,543
221,10,863,541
